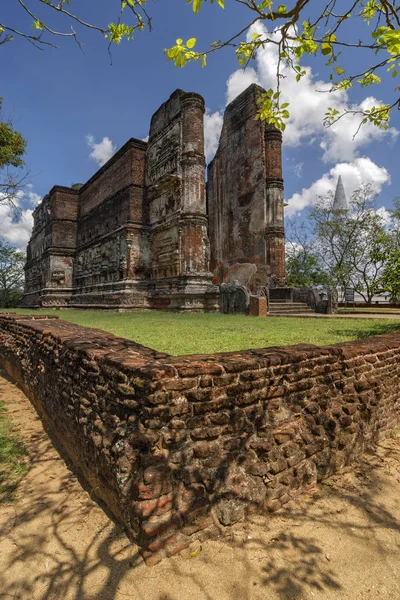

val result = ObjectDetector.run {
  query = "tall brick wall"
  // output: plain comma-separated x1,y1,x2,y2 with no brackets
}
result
23,90,219,312
23,187,79,308
78,140,147,219
70,139,151,309
207,84,286,291
1,314,399,564
146,90,218,311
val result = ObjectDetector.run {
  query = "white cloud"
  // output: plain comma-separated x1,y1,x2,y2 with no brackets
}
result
226,23,398,164
86,134,116,167
204,110,224,163
0,185,42,250
376,206,391,226
226,68,260,105
25,190,41,206
293,162,304,178
286,158,390,216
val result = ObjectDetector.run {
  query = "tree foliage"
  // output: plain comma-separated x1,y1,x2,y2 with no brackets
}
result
285,221,331,288
1,1,399,131
310,185,389,302
0,241,26,307
371,198,400,299
286,185,398,303
0,98,27,205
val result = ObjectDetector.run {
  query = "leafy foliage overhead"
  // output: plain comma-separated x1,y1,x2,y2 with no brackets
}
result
1,1,399,131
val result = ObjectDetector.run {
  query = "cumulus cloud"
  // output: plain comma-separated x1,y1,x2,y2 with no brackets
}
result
226,23,398,163
285,158,390,216
24,185,42,207
0,186,42,250
204,110,224,163
86,134,116,167
226,67,260,105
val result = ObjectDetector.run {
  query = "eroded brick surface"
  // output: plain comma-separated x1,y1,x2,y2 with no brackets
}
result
208,84,285,291
1,314,399,564
23,84,286,313
23,91,219,312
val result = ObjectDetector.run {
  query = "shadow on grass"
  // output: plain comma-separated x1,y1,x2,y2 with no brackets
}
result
330,321,400,340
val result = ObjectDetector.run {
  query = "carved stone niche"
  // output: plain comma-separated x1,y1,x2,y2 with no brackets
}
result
220,281,250,314
51,270,65,287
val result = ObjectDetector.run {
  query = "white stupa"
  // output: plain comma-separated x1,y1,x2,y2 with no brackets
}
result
332,175,348,211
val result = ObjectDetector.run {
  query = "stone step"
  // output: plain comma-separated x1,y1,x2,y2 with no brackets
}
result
269,306,314,312
269,311,314,315
269,302,310,307
269,301,314,315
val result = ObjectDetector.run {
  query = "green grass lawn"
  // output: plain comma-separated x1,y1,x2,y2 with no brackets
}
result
0,400,28,503
3,309,400,355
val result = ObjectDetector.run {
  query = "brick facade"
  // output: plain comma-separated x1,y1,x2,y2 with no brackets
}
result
207,84,286,291
1,314,399,564
23,85,286,311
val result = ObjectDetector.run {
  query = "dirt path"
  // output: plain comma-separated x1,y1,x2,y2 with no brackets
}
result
0,369,399,600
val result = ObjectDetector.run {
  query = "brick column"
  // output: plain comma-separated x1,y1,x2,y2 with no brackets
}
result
180,93,210,275
264,126,286,282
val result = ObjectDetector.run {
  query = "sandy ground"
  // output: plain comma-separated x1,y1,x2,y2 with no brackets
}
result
0,368,400,600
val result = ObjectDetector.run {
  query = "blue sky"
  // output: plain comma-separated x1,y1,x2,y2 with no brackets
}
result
1,0,399,248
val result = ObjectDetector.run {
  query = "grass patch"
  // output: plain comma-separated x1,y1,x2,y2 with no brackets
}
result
0,400,28,503
3,309,400,355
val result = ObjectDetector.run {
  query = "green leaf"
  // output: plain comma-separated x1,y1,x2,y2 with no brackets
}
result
186,37,196,48
321,43,332,56
192,0,202,13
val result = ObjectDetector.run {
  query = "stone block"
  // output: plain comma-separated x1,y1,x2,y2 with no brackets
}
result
249,295,267,317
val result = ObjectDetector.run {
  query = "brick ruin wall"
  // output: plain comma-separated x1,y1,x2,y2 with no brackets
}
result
207,84,286,292
23,84,286,312
1,314,399,564
23,90,219,313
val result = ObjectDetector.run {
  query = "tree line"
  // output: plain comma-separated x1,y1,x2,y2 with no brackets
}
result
286,184,400,303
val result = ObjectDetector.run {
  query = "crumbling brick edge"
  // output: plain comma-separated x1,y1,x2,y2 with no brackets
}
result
0,313,399,565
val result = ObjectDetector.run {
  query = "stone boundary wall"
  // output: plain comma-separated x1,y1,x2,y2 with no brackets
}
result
0,314,399,564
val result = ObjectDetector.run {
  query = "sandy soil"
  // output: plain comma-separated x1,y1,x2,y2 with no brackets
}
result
0,368,399,600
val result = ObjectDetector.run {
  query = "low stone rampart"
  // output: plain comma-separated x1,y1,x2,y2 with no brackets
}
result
0,314,399,564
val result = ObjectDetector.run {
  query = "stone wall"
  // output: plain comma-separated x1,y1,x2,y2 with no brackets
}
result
23,90,219,312
23,187,79,308
1,314,399,564
70,139,151,310
146,90,218,311
208,84,286,291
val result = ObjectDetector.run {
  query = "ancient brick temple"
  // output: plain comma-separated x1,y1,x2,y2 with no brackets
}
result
23,84,285,311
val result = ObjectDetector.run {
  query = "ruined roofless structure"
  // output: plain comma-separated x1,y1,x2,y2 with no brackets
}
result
23,84,286,311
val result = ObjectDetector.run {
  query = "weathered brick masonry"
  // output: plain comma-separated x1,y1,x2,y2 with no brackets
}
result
23,84,287,312
1,314,399,564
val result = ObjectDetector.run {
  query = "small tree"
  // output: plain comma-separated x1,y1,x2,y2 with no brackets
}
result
372,198,400,300
310,185,388,303
285,220,330,288
0,98,27,206
0,242,26,308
